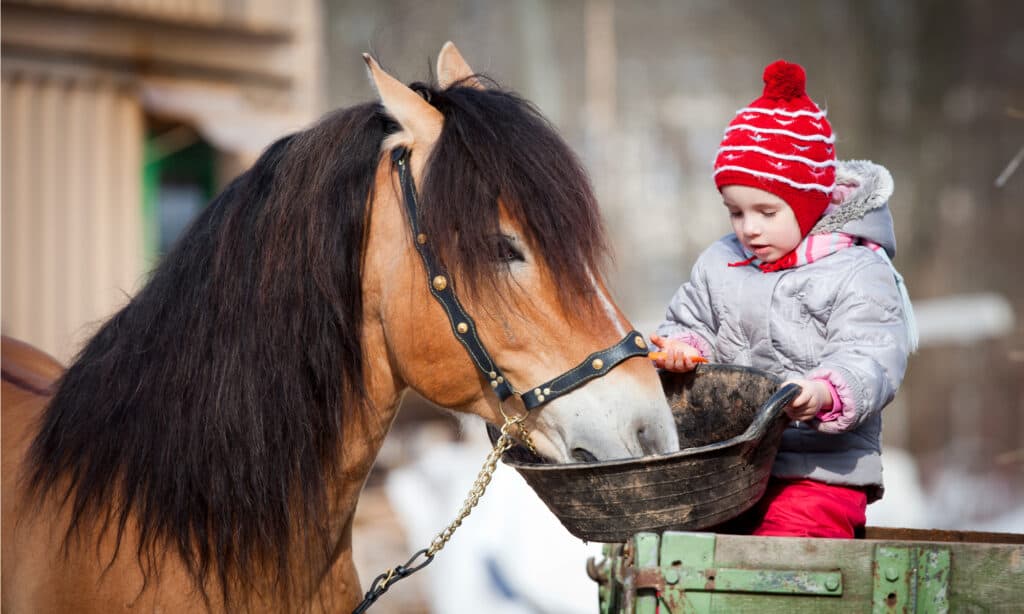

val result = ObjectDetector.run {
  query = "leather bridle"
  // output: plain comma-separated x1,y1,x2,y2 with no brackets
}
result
392,147,649,413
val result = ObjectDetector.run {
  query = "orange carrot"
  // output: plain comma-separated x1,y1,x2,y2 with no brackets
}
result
647,351,707,363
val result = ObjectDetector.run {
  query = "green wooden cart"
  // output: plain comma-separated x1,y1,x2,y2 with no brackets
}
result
588,527,1024,613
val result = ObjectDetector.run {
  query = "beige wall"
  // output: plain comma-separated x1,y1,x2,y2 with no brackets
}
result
2,73,145,362
12,0,296,32
1,0,321,363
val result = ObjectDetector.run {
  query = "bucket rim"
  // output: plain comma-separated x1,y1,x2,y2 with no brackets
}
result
502,364,800,472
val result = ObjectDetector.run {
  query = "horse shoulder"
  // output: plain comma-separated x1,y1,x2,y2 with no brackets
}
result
2,338,60,611
2,335,61,545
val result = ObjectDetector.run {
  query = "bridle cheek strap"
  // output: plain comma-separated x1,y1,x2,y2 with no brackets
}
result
392,147,648,411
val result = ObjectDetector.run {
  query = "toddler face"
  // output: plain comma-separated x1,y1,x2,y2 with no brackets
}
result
721,185,802,263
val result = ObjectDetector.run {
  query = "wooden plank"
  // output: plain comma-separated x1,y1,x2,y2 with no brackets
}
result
709,534,1024,612
700,536,870,613
939,541,1024,612
602,530,1024,611
864,526,1024,545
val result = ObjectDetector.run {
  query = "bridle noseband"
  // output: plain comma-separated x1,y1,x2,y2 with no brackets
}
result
392,147,649,413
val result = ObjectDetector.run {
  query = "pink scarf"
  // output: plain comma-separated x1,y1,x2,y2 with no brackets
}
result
728,232,883,273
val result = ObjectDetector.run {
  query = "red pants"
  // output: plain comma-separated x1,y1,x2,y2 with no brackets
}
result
722,478,867,538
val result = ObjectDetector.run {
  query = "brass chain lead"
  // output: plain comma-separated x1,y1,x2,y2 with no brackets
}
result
353,409,531,613
426,409,525,557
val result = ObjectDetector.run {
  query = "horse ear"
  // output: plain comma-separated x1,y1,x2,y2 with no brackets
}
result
437,41,484,90
363,53,443,152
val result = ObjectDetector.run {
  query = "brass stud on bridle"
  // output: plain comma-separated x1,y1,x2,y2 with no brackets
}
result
432,275,448,291
634,335,646,349
456,322,469,334
592,358,604,371
417,233,428,245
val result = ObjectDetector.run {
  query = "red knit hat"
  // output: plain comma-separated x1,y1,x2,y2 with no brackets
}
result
714,60,836,237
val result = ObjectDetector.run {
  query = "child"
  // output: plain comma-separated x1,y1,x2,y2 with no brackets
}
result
650,60,917,538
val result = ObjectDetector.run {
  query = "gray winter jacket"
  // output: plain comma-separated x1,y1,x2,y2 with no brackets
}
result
656,161,912,501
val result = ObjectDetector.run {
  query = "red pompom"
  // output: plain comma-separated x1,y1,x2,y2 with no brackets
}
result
762,60,806,101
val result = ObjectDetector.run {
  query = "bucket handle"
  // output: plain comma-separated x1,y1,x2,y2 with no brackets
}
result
735,382,802,444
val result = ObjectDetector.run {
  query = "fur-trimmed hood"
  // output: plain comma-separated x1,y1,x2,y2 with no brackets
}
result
811,160,897,257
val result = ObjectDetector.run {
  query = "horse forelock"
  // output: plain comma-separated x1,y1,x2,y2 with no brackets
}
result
25,101,395,608
412,81,611,311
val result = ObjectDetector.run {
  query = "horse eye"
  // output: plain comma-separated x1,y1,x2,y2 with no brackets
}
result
493,234,525,263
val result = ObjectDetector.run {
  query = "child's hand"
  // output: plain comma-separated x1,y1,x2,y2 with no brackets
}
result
781,379,833,421
648,334,704,372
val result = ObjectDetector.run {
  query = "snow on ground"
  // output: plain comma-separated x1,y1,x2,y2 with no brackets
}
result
867,446,1024,533
865,447,929,527
385,424,603,614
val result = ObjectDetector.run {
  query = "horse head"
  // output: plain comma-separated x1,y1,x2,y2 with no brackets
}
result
361,44,679,462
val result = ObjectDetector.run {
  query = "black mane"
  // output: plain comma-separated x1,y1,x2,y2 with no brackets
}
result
25,78,608,607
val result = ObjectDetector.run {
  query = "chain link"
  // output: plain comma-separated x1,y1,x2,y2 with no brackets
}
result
501,399,537,455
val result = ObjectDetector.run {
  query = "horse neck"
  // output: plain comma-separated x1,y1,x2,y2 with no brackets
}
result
339,320,403,492
328,175,409,528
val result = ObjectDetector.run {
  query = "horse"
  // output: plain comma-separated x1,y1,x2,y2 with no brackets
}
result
1,42,679,612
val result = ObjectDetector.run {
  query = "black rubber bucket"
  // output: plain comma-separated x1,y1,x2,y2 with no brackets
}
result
490,364,799,543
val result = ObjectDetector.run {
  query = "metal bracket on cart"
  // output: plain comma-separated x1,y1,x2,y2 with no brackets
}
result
872,544,951,612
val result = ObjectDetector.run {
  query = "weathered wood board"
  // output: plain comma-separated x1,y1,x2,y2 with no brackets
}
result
593,528,1024,613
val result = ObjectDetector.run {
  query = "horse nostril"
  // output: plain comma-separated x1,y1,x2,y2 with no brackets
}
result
572,447,599,463
637,427,658,456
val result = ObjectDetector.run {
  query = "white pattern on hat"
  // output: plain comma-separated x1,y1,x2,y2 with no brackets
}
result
717,145,838,168
725,124,836,143
735,106,828,119
713,165,835,193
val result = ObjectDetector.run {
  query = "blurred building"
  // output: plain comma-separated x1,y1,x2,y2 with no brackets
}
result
2,0,322,361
